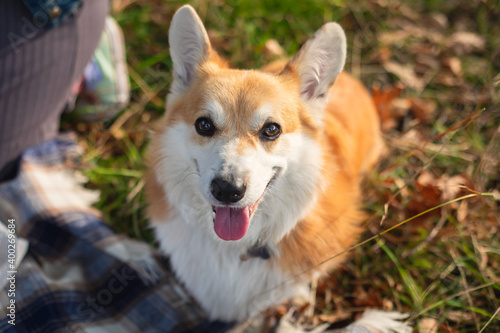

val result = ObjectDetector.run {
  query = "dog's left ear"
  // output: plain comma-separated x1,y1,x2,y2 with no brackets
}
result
168,5,212,98
287,23,346,113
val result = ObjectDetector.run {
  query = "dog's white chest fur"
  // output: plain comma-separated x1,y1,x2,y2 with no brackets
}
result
152,212,301,322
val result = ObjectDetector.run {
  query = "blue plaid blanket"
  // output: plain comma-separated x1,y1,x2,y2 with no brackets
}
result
0,134,234,333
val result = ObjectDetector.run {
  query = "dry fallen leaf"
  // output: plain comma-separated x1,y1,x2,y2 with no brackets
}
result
415,171,441,207
419,317,439,333
377,45,392,63
437,324,457,333
408,97,437,123
446,31,486,55
456,199,468,223
445,310,476,323
437,174,468,202
317,311,352,324
372,82,405,130
263,39,285,58
382,298,394,311
383,61,425,91
378,30,413,45
427,13,448,31
441,56,462,77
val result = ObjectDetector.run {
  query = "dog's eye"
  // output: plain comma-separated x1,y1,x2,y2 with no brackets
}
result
261,123,281,140
195,117,215,136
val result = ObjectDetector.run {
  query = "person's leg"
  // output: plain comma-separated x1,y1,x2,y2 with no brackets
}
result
0,0,108,182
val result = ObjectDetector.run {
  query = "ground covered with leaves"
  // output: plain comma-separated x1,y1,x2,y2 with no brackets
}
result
63,0,500,332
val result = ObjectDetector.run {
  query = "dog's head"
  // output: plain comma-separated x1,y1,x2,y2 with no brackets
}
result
151,5,346,243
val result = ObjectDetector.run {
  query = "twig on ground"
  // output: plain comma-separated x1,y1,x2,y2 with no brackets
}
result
478,306,500,333
402,207,448,259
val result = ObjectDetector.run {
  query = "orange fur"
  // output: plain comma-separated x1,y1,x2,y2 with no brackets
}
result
261,60,384,275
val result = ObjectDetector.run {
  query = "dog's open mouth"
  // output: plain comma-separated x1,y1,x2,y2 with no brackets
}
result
212,172,278,241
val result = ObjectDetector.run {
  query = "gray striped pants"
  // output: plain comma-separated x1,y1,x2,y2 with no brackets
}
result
0,0,108,181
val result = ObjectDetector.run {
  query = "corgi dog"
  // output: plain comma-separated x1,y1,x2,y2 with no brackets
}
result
146,5,385,323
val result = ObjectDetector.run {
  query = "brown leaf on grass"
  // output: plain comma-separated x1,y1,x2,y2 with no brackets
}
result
407,172,470,224
415,172,469,205
317,311,352,324
415,171,441,207
426,13,448,32
437,174,468,202
492,189,500,201
382,298,394,311
419,317,439,333
446,31,486,55
435,73,459,86
437,324,458,333
434,56,463,87
378,15,444,46
445,310,476,323
372,82,405,130
383,61,425,91
353,286,382,307
408,97,437,123
456,199,468,223
378,30,413,45
414,52,440,76
441,57,462,77
377,46,392,63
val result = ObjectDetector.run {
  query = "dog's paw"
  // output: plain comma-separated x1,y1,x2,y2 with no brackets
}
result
104,238,163,285
288,283,312,308
344,310,412,333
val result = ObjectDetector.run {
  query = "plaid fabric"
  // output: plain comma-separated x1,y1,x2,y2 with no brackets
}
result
0,134,234,333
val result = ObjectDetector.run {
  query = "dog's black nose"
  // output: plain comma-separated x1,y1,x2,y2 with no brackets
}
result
210,177,246,203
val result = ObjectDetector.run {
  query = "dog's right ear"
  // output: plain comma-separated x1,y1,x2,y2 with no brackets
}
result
169,5,211,97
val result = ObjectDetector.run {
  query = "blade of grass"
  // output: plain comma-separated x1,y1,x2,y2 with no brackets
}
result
89,167,143,178
377,238,424,310
411,282,497,321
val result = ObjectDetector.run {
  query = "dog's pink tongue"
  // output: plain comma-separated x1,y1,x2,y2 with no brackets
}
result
213,206,250,241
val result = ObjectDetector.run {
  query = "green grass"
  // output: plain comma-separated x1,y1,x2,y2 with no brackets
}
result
66,0,500,331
